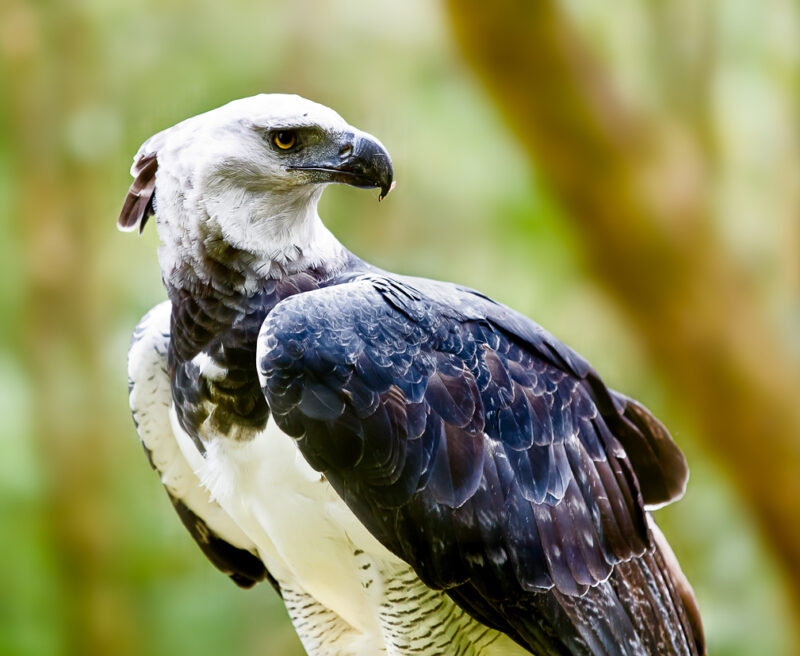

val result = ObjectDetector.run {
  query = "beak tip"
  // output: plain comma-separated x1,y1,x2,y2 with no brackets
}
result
378,180,396,202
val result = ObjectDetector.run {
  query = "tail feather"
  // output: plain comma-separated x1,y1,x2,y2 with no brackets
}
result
648,519,706,655
497,520,705,655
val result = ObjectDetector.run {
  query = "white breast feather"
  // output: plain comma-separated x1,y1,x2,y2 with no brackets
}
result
128,302,257,552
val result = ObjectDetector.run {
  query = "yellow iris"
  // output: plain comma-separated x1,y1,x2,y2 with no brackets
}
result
273,131,297,150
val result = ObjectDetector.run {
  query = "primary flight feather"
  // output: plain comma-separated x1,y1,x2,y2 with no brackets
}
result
122,94,705,655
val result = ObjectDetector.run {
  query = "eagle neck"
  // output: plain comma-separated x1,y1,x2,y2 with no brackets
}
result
159,221,349,296
165,249,367,364
164,248,367,445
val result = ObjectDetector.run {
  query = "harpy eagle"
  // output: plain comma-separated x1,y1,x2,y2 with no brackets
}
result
121,94,705,655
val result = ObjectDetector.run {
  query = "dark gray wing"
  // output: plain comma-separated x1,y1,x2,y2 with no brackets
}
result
460,283,689,510
259,274,702,655
128,302,273,591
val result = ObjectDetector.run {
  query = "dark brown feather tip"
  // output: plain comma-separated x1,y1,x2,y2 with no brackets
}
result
118,153,158,233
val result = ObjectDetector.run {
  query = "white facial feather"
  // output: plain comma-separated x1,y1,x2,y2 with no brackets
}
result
137,94,378,285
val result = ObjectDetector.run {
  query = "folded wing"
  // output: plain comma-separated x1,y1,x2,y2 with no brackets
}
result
258,274,702,654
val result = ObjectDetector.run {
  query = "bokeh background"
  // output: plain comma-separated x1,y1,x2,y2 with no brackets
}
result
2,1,799,655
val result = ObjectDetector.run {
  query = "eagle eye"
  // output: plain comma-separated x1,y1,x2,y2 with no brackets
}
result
272,130,298,151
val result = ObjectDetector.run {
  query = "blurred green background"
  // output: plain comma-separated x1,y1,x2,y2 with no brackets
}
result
2,1,799,655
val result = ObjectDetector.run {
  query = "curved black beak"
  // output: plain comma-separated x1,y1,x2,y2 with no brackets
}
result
287,132,394,200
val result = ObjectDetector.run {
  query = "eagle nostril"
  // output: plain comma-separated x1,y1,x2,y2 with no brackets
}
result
338,144,353,160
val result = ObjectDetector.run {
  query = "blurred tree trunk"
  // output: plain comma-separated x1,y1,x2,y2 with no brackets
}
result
447,0,800,629
4,1,139,654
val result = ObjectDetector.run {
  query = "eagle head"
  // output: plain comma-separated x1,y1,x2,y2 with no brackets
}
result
118,94,393,277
